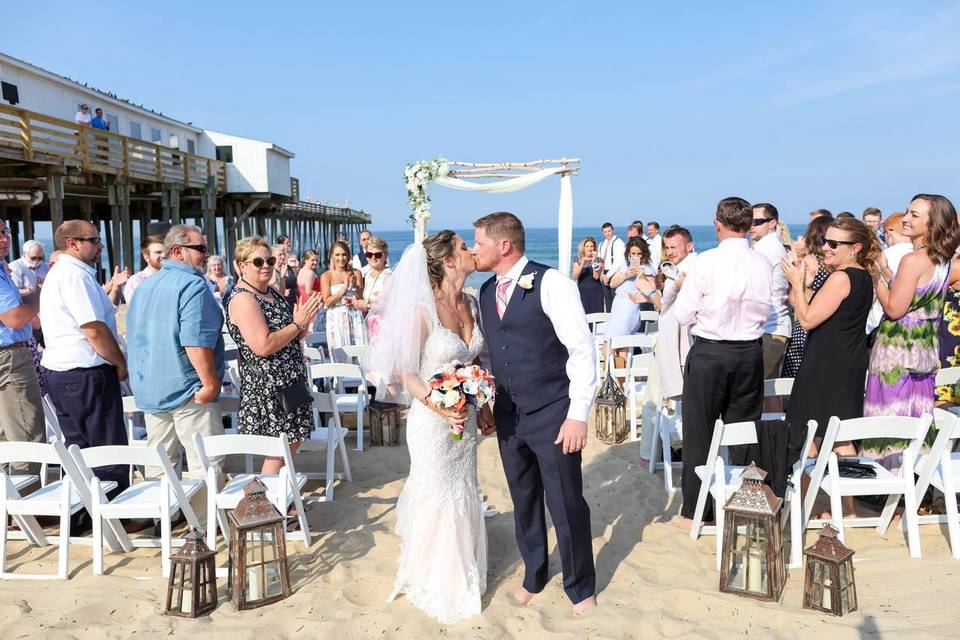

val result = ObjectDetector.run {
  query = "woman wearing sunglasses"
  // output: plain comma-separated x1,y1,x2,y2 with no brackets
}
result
352,236,391,314
320,240,368,352
225,236,323,475
866,194,960,419
781,217,878,518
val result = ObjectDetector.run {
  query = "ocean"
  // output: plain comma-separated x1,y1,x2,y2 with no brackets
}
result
372,225,722,290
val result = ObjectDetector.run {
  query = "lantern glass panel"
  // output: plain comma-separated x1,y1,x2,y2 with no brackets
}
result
727,516,769,593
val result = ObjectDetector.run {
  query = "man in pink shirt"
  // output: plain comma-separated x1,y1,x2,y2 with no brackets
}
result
670,197,773,530
123,235,164,303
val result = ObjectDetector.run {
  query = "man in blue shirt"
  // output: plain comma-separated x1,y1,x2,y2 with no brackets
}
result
0,218,45,469
126,224,224,496
90,108,110,131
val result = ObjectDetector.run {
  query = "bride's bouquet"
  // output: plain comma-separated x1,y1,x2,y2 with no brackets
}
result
427,361,496,441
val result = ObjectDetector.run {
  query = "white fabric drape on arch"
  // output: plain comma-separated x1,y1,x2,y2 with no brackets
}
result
430,167,575,275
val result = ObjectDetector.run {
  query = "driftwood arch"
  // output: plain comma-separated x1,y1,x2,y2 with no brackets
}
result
407,158,580,275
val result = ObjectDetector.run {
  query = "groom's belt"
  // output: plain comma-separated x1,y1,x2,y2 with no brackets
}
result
694,337,761,345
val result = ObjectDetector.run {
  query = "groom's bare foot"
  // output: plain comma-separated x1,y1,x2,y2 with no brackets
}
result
513,586,535,606
572,595,597,616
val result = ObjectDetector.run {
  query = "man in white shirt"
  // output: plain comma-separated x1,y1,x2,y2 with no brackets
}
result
597,222,625,312
472,211,597,615
645,221,663,267
123,235,164,303
750,203,791,379
74,104,92,125
9,239,49,294
41,220,131,514
350,229,373,275
671,197,773,529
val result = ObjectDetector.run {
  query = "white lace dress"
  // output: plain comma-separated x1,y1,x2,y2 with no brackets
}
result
387,299,488,624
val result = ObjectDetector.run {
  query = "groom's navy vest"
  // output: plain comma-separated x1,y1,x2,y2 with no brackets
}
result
479,261,570,415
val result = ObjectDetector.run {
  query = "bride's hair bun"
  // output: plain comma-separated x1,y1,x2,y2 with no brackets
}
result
423,230,457,290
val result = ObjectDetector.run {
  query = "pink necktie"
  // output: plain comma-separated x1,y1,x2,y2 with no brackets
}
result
496,278,512,319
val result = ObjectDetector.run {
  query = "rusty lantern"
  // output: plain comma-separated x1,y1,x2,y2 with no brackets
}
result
803,524,858,616
719,464,787,602
164,528,218,618
368,400,405,446
227,478,292,610
593,371,628,444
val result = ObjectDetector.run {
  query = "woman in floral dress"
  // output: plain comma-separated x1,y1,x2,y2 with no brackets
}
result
866,194,960,417
321,240,368,354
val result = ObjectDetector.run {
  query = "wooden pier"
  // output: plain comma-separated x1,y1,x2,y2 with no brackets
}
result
0,104,370,271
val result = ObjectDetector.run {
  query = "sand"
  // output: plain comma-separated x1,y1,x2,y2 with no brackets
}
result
1,434,958,639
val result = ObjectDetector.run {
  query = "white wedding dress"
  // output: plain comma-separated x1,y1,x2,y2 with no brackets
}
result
387,297,488,624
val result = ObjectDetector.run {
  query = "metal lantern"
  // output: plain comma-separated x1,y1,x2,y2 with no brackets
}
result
227,478,292,610
164,528,218,618
593,371,628,444
719,464,787,602
803,524,858,616
368,401,405,446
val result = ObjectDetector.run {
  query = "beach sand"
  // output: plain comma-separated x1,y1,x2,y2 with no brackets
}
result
1,432,958,639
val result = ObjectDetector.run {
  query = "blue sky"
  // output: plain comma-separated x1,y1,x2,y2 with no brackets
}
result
4,1,959,230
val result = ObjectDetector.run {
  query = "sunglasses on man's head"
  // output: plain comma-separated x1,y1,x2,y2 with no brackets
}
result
365,251,384,259
822,238,857,249
751,218,774,227
247,256,277,268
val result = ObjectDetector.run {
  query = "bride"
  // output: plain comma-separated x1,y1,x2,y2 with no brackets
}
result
363,230,490,624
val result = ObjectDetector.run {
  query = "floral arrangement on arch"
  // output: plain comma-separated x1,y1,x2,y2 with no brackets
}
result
404,157,449,226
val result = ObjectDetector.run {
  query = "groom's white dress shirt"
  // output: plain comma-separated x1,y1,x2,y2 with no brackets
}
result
491,256,597,422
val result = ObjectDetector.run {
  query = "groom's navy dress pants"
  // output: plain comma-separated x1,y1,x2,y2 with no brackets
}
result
496,396,595,604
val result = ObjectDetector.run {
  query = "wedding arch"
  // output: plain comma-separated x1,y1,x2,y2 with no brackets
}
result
404,157,581,275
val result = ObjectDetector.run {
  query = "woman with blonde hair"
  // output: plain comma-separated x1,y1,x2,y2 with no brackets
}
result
353,236,391,314
571,236,603,314
321,240,367,350
225,236,322,475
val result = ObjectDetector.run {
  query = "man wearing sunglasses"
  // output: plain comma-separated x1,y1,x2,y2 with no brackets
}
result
41,220,131,529
9,239,49,296
750,203,791,381
126,224,225,519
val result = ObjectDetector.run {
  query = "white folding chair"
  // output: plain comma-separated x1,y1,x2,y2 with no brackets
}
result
894,408,960,558
303,346,327,364
40,396,65,485
803,414,931,558
585,312,610,337
761,378,794,421
299,390,352,500
638,309,660,334
648,398,683,493
193,433,311,551
121,395,148,444
689,418,817,570
606,335,656,442
69,443,203,577
310,362,369,452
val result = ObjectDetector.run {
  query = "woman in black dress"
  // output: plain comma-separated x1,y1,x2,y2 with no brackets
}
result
572,236,604,314
781,218,879,516
226,236,323,474
781,215,834,377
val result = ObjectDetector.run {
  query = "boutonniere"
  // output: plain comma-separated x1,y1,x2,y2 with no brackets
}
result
517,272,536,295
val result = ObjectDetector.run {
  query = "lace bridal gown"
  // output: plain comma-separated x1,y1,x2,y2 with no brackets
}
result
387,298,488,624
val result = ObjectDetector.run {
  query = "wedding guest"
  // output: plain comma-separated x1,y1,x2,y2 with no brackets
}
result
9,240,49,294
40,220,130,524
282,250,298,310
571,236,604,314
126,224,225,515
866,213,912,334
48,249,62,268
605,237,652,371
863,207,883,243
646,221,662,267
626,224,641,239
781,215,833,377
810,208,832,220
297,250,322,305
321,240,367,351
287,254,301,276
671,197,772,530
351,229,373,274
597,222,626,311
268,243,289,304
0,220,44,468
123,235,164,303
225,237,321,474
836,212,855,221
354,236,391,314
205,255,232,296
867,194,960,418
782,218,877,517
102,265,131,306
751,203,791,380
276,234,292,253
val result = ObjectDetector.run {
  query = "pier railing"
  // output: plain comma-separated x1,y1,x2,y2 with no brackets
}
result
0,104,226,191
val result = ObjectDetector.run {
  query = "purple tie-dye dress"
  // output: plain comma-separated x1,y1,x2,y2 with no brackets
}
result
864,261,950,417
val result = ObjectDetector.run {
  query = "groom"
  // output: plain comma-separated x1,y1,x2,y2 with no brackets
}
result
472,211,598,616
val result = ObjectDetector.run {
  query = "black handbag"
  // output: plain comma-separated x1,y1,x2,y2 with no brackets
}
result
238,347,313,414
837,457,878,479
